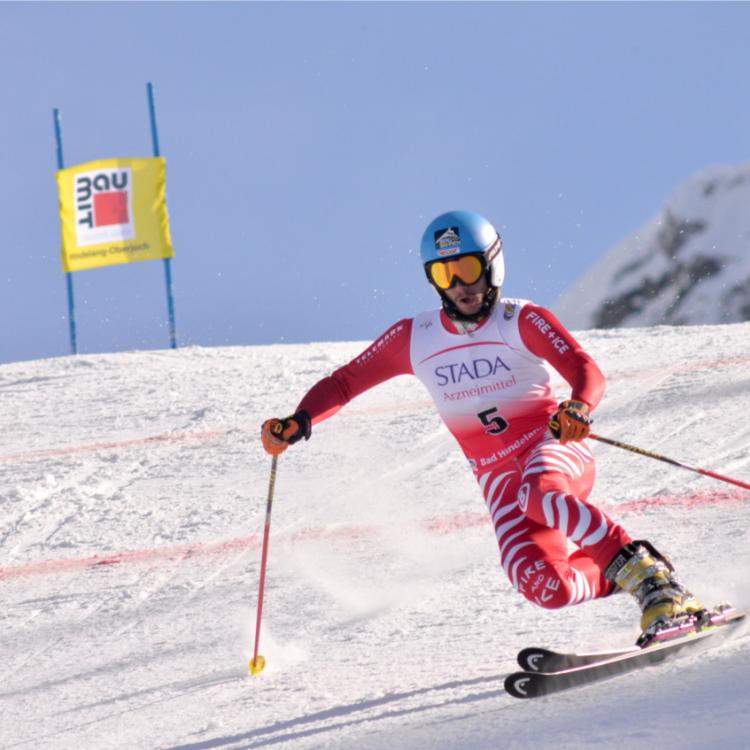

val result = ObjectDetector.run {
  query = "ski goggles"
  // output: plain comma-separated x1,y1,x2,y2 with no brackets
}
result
426,254,486,290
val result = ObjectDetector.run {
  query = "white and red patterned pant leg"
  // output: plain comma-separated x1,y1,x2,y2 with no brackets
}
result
478,436,631,609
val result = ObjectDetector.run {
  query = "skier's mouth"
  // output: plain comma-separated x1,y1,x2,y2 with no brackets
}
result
458,293,481,306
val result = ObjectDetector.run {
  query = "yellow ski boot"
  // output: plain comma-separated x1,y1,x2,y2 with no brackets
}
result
605,540,705,644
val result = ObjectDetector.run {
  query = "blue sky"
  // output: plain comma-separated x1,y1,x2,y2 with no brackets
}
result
1,1,749,364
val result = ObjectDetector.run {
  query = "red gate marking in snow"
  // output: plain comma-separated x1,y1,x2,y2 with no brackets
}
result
613,488,748,513
1,489,746,582
0,429,229,463
0,525,371,582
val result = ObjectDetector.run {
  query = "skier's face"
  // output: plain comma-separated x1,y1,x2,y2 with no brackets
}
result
443,275,489,316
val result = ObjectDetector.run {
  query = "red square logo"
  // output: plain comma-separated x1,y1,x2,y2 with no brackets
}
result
94,191,129,227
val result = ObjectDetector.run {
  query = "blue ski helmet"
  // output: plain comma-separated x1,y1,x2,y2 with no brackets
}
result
420,210,505,289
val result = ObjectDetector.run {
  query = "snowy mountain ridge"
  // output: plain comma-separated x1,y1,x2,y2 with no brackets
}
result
554,162,750,329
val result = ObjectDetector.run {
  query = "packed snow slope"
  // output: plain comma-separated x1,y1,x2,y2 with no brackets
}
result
2,322,750,750
555,161,750,329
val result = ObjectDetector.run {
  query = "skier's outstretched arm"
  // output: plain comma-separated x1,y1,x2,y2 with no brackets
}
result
261,319,414,455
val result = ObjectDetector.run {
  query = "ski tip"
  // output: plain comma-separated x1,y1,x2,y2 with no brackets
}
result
517,647,554,672
504,671,537,699
249,655,266,675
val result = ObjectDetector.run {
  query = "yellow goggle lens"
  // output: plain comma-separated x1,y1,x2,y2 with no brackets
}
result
429,255,484,290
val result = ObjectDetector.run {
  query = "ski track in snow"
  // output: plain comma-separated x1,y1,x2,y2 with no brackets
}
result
1,327,750,749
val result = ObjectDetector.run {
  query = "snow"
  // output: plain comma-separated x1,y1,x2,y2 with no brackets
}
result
2,323,750,749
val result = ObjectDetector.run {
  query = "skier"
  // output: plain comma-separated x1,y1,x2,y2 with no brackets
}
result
261,209,705,643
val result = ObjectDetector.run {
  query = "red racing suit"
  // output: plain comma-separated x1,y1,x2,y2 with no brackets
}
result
297,299,632,609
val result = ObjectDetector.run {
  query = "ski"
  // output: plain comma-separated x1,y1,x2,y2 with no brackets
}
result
517,644,637,673
506,610,745,699
517,606,742,673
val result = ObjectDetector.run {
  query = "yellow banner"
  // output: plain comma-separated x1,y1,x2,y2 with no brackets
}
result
56,157,174,272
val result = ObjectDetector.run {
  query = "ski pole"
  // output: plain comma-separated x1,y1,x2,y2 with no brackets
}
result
589,433,750,492
249,453,279,676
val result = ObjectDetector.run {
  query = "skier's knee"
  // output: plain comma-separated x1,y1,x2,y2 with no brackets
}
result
514,567,570,609
526,586,569,610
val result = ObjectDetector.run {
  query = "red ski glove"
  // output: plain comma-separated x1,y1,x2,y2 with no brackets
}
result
549,400,591,444
261,411,311,456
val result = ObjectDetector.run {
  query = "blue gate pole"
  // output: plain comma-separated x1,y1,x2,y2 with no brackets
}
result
146,82,177,350
53,108,78,355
